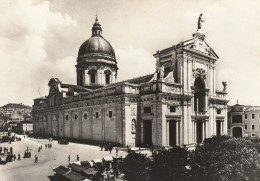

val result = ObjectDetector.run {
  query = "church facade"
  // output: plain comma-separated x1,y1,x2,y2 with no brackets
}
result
32,17,228,147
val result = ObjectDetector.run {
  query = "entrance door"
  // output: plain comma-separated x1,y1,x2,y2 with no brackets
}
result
143,120,152,146
169,120,176,146
233,127,242,138
197,120,203,143
216,120,221,136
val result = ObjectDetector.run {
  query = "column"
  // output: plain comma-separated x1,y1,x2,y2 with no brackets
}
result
179,120,182,145
191,119,194,143
141,120,144,144
202,121,204,140
166,120,169,146
194,121,197,143
176,120,179,145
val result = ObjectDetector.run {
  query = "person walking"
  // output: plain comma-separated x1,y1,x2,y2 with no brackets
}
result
77,155,79,161
13,154,16,161
17,154,21,160
10,147,13,155
68,155,70,162
35,155,38,163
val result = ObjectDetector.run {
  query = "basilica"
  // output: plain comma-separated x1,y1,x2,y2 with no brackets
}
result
32,16,228,147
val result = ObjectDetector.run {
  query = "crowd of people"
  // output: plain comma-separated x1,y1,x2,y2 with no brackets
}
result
100,142,119,154
0,136,54,164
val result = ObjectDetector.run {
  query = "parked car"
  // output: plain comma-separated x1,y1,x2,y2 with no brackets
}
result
58,139,69,145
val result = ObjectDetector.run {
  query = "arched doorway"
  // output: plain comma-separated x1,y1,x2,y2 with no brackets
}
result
194,77,206,112
216,120,221,136
233,127,242,138
169,120,176,146
196,120,203,143
143,120,152,147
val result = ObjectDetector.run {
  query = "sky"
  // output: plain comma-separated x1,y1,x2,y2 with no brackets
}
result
0,0,259,106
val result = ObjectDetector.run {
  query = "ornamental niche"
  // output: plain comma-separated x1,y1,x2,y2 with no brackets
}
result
193,68,206,80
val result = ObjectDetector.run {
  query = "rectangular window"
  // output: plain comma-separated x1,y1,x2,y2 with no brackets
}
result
109,111,113,118
245,125,247,130
232,115,242,123
170,106,176,113
245,114,247,119
217,109,221,114
144,106,152,113
252,125,255,130
252,114,255,119
95,112,99,118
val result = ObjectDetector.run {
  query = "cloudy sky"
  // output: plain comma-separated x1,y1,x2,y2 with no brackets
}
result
0,0,259,106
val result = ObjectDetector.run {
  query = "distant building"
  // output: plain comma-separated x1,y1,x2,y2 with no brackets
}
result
17,120,33,134
0,103,31,122
33,17,228,147
228,104,260,138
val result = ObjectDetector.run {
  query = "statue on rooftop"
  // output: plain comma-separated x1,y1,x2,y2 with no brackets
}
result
222,81,227,92
197,13,204,30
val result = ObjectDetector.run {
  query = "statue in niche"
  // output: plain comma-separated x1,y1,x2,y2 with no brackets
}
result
158,65,164,80
222,81,227,92
197,13,204,31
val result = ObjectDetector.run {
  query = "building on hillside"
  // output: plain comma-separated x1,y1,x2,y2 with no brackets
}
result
32,15,228,147
0,103,31,122
228,103,260,138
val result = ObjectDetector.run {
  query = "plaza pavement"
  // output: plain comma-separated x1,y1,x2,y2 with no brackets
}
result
0,135,150,181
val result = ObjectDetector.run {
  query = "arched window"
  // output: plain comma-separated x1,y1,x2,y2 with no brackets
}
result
83,113,87,119
194,77,206,112
88,69,97,84
104,70,111,85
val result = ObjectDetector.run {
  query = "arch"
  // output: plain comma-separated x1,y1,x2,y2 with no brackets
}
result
104,70,111,85
194,77,206,112
194,77,205,89
232,127,242,138
88,69,97,84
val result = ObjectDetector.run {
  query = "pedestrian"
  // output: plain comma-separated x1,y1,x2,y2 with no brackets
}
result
77,155,79,161
109,145,113,154
45,144,47,148
35,155,38,163
10,147,13,155
38,147,40,152
17,154,21,160
13,154,16,161
101,144,103,151
68,155,70,162
116,147,118,153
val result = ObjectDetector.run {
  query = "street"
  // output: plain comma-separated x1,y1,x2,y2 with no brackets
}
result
0,136,130,181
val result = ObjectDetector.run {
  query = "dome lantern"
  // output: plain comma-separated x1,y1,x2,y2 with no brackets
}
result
92,15,102,37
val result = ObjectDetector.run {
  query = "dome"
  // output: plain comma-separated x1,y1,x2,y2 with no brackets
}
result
78,36,116,60
78,16,116,62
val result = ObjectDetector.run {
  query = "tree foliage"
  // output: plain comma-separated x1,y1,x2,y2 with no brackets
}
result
119,151,151,181
189,136,260,181
151,146,190,181
119,136,260,181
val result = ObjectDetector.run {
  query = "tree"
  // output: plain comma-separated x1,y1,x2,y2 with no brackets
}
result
119,151,151,181
151,146,190,181
189,136,260,181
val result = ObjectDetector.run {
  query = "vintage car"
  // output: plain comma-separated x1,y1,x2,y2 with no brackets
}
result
58,139,69,145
